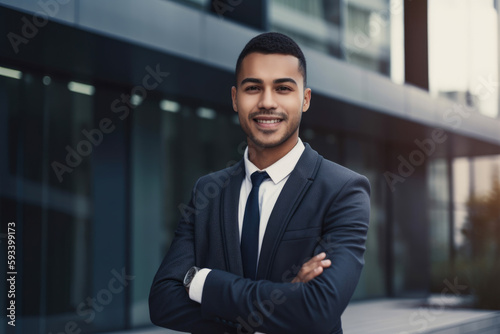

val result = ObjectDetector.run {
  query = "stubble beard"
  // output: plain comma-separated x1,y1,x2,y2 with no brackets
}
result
243,114,301,149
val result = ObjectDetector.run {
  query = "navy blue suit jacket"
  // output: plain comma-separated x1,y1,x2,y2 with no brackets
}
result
149,144,370,333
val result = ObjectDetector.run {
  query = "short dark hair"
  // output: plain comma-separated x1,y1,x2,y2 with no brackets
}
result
235,32,307,87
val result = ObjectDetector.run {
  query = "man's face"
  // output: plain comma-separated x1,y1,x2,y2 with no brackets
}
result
232,52,311,150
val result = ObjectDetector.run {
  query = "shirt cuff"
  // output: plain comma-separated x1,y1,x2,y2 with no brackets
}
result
188,268,211,304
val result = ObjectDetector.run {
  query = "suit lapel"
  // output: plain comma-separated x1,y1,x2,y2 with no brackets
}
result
256,144,322,280
220,160,245,276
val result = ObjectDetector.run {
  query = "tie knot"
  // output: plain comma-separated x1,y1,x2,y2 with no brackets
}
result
250,171,269,188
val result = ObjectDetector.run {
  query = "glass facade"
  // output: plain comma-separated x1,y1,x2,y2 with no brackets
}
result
170,0,405,80
269,0,403,79
0,68,131,333
0,61,246,332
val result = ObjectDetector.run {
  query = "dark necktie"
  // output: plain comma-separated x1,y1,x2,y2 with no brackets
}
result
241,171,269,279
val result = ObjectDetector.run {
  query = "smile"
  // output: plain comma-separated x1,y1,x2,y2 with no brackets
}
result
256,119,282,124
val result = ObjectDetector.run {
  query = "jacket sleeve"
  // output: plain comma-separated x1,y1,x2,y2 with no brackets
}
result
200,174,370,334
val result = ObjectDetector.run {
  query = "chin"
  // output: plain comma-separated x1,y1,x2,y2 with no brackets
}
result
250,135,289,149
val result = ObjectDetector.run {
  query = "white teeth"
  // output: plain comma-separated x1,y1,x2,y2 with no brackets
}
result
256,119,280,124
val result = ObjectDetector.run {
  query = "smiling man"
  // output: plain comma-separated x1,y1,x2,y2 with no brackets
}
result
149,32,370,334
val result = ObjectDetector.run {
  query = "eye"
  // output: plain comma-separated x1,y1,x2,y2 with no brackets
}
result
244,86,260,92
276,86,292,92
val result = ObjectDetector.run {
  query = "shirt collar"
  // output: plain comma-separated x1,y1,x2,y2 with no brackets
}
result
243,138,305,185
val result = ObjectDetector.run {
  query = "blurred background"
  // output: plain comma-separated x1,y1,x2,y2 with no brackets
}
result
0,0,499,333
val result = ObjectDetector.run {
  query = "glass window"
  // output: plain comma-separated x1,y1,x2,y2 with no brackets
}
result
0,66,136,333
452,154,500,308
344,1,391,75
342,136,387,299
390,144,430,296
427,158,452,291
47,78,93,195
269,0,404,79
453,157,471,253
0,69,96,333
270,0,342,55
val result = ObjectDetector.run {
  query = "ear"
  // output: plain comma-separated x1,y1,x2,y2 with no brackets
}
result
231,86,238,112
302,88,312,112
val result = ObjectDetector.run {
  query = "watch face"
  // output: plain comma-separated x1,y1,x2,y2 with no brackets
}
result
184,267,198,287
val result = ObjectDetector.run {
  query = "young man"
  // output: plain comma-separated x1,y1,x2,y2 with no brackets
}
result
149,32,370,334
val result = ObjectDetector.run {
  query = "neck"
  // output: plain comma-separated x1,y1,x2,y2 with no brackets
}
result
247,137,298,170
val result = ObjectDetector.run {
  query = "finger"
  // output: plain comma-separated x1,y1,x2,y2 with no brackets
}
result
292,253,330,283
298,260,331,282
300,260,319,273
301,253,327,270
298,261,329,280
314,252,326,260
302,266,323,282
303,255,330,271
300,265,324,283
321,259,331,268
292,265,317,283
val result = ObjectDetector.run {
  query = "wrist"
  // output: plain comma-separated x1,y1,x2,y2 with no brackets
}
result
183,266,200,290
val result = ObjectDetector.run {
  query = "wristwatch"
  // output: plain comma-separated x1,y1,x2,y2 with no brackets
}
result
183,266,200,289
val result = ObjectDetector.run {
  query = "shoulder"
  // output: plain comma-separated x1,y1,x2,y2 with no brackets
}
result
319,158,367,182
303,144,370,194
194,160,245,190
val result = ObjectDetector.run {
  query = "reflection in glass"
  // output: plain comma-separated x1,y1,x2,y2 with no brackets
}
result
454,154,500,309
269,0,401,78
427,158,451,291
343,136,386,299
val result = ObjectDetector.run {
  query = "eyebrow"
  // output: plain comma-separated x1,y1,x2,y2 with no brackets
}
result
240,77,298,86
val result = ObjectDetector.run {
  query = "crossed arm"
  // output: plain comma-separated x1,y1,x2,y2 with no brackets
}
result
149,175,370,333
185,252,331,295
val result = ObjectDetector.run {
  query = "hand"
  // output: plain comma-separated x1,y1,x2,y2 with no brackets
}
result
291,252,331,283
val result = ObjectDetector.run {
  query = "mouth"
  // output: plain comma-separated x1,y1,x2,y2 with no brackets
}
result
254,118,282,124
253,117,283,130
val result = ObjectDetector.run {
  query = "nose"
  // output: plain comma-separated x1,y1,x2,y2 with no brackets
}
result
257,88,278,110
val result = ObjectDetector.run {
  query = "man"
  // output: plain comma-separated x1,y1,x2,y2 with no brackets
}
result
149,32,370,334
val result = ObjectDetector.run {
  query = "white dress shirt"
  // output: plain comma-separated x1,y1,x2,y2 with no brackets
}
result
189,139,305,309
